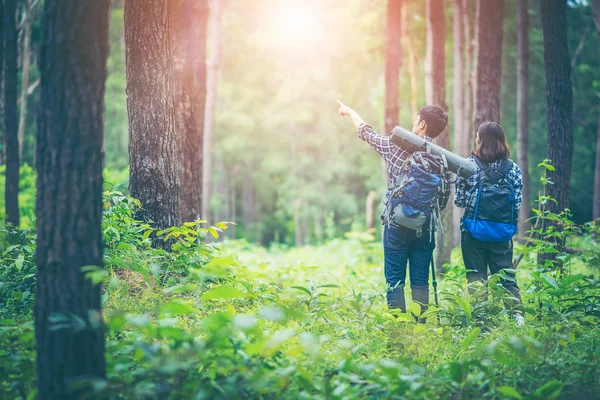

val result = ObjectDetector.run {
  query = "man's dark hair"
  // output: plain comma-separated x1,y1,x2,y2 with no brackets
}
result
418,105,448,139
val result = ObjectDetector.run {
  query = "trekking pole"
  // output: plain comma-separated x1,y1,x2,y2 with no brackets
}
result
430,257,439,307
430,257,440,324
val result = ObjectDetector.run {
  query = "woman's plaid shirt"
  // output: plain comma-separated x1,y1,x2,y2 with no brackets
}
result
358,123,451,222
454,155,523,231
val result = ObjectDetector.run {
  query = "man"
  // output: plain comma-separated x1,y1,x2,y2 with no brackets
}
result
336,99,450,318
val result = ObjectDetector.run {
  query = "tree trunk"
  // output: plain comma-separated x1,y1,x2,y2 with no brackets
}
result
0,2,4,165
538,0,573,266
173,0,209,223
452,0,464,248
403,7,419,118
125,0,180,245
3,0,19,227
462,0,474,151
294,200,302,247
202,0,222,220
230,167,237,238
384,0,402,135
591,0,600,220
541,0,573,212
366,190,377,231
426,0,451,269
517,0,530,239
17,0,32,159
594,109,600,220
473,0,504,130
35,1,110,397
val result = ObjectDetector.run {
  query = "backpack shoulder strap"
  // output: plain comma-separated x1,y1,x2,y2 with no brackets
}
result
473,156,488,172
500,159,513,176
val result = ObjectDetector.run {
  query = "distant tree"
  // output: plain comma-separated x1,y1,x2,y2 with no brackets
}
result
473,0,504,129
35,0,110,397
517,0,531,238
202,0,223,221
172,0,210,222
3,0,19,226
125,0,180,243
0,2,3,164
540,0,573,212
591,0,600,220
384,0,402,135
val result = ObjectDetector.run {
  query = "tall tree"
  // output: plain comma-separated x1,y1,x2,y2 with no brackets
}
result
591,0,600,220
17,0,36,159
35,1,110,397
384,0,402,135
3,0,19,226
202,0,223,221
473,0,504,130
402,6,419,118
426,0,451,267
540,0,573,212
452,0,464,247
172,0,210,222
517,0,531,238
0,2,3,164
462,0,474,150
126,0,180,243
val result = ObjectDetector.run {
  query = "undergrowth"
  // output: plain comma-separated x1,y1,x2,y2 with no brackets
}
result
1,183,599,399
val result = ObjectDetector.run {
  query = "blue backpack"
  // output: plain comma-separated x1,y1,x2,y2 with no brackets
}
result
385,152,449,239
463,158,517,242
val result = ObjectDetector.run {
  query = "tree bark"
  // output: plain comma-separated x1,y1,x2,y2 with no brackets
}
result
594,109,600,220
541,0,573,212
591,0,600,220
0,2,4,165
517,0,530,239
3,0,19,226
202,0,222,220
366,190,377,231
172,0,209,223
474,0,504,130
35,1,110,397
426,0,451,269
125,0,180,244
384,0,402,135
452,0,464,248
462,0,474,151
402,6,419,118
17,0,32,160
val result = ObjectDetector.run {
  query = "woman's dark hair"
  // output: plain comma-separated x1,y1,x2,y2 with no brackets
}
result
473,121,511,162
418,105,448,139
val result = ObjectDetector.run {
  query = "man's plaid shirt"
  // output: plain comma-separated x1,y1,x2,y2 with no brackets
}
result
454,155,523,232
358,123,451,223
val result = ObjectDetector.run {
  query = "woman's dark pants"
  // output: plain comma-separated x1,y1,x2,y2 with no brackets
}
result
461,231,523,312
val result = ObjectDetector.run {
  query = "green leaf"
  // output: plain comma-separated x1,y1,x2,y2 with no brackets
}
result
160,302,196,315
410,302,422,317
215,222,229,229
497,386,522,399
290,286,312,296
533,380,563,399
202,285,247,300
207,227,219,238
460,327,481,352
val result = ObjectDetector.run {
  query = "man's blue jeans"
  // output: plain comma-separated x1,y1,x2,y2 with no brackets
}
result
383,224,435,314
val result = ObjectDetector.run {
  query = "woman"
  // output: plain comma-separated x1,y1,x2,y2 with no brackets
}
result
454,121,525,326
